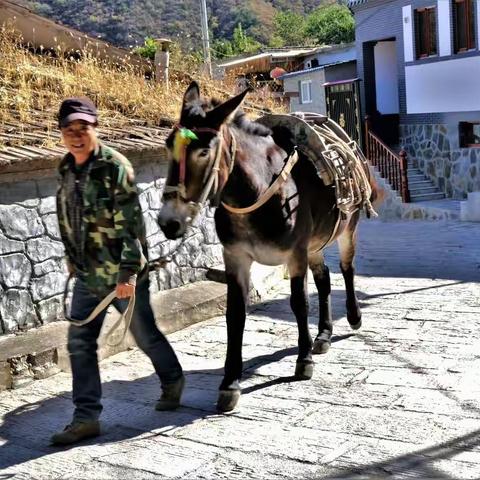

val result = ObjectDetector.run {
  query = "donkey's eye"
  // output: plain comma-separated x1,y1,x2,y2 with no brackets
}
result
198,149,210,158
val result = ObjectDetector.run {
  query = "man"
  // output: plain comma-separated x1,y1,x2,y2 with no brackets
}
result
52,97,184,445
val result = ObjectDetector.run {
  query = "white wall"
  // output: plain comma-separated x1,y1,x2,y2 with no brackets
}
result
438,0,452,56
402,5,414,62
477,0,480,51
406,56,480,113
374,41,400,114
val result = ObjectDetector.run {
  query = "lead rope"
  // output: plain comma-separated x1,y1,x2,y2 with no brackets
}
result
64,273,136,347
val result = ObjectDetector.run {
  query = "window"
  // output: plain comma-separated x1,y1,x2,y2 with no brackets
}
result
414,7,438,58
453,0,476,52
300,81,312,104
459,122,480,147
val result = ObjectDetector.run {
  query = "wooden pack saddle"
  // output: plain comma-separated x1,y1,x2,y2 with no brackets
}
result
257,112,376,218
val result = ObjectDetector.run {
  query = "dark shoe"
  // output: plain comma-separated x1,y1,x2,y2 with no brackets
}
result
50,420,100,445
155,375,185,411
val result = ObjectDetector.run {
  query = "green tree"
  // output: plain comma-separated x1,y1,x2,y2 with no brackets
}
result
231,23,261,55
133,37,158,60
31,2,53,17
212,23,261,59
305,4,355,45
272,11,307,46
212,39,235,59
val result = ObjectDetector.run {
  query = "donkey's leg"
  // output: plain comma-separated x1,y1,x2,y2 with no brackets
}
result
309,251,333,355
217,252,252,412
337,216,362,330
288,252,314,379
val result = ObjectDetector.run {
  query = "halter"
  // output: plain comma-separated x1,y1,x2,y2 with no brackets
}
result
163,124,236,224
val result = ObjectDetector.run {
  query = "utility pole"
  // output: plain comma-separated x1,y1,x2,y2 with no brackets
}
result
199,0,212,78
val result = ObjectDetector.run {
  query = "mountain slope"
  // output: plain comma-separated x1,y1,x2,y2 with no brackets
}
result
23,0,326,49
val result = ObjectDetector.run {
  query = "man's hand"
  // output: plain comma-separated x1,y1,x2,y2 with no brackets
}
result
116,282,135,299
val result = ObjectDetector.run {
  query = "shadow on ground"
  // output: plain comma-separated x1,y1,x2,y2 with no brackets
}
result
251,281,466,329
0,341,347,473
323,428,480,480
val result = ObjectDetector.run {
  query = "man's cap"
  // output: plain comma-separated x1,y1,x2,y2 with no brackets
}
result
58,97,98,128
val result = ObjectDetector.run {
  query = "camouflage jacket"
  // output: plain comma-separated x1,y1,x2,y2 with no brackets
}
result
57,143,148,295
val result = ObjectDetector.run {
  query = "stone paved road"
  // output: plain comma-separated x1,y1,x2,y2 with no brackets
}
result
1,220,479,479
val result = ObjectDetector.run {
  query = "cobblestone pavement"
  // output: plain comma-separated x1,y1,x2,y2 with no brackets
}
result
1,220,479,479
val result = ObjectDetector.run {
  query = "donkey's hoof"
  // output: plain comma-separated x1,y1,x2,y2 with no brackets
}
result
348,312,362,330
295,360,314,379
217,390,241,412
349,318,362,330
312,331,331,354
312,341,330,354
347,306,362,330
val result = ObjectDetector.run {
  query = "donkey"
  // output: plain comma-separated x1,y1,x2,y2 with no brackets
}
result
158,81,371,412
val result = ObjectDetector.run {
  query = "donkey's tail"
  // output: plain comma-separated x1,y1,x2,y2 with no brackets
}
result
367,167,386,212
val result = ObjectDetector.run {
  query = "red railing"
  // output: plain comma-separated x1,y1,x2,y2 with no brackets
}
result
365,116,410,203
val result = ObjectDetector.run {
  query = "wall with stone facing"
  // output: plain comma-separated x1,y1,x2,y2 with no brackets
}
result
0,153,223,336
371,166,459,221
400,124,480,199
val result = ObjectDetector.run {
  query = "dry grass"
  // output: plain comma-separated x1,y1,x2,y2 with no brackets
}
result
0,25,286,149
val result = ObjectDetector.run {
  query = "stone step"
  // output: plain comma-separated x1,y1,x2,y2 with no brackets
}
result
408,180,433,188
407,174,426,181
410,192,446,202
409,186,439,195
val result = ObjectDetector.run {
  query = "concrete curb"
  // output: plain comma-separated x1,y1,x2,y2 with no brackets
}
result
0,263,286,390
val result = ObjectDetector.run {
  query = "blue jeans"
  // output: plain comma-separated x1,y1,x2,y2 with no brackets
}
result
67,274,183,422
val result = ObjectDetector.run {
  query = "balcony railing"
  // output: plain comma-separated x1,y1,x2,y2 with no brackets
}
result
365,116,410,203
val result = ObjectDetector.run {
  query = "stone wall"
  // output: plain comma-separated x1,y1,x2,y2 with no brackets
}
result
400,125,480,200
0,152,223,335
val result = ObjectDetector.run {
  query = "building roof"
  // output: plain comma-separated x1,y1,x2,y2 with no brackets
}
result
215,47,320,76
0,0,148,69
278,60,356,80
216,52,271,69
304,42,356,56
323,78,360,87
216,47,318,69
0,111,171,182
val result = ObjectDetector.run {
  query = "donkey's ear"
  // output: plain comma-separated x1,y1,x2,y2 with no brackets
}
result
182,81,200,108
207,87,251,129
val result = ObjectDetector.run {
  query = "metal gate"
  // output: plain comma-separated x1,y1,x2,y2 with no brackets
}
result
324,79,362,150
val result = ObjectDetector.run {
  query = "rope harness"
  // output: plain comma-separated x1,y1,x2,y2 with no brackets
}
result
312,117,376,218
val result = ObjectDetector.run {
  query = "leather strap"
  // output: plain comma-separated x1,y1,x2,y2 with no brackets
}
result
221,149,299,215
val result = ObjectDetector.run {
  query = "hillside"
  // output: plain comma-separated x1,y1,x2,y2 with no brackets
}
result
22,0,328,50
